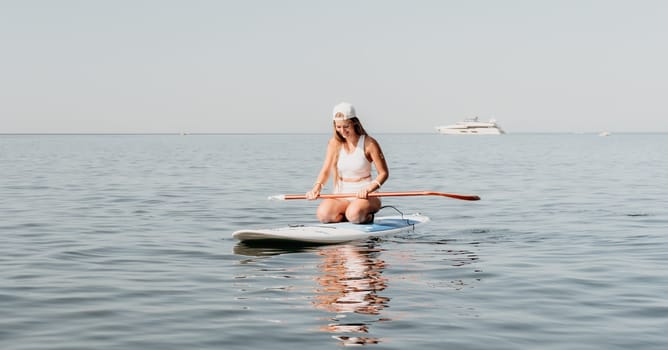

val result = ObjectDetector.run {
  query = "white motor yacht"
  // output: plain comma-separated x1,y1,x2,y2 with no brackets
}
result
435,117,505,135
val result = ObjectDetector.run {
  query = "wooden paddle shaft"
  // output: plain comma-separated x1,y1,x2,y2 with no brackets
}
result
273,191,480,201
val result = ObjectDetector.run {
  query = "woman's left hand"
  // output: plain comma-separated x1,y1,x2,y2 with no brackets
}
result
356,188,369,199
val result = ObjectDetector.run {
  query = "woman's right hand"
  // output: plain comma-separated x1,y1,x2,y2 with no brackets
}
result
306,183,323,200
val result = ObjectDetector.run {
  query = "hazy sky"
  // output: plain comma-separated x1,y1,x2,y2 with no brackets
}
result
2,0,667,133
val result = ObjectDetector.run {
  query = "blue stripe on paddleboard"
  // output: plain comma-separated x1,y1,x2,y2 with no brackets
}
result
318,218,420,233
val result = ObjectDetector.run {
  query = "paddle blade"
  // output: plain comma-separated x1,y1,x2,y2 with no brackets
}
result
268,194,288,200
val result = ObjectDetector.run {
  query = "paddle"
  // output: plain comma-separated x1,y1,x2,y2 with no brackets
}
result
269,191,480,201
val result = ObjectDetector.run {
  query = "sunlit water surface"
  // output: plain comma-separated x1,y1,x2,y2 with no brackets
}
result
1,133,667,349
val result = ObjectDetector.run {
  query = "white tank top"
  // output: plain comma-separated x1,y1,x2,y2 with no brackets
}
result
337,135,371,180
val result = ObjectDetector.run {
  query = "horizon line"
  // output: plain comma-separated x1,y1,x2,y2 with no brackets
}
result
2,131,666,136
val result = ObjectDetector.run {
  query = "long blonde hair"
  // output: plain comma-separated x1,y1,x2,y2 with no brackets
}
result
333,117,367,142
331,117,369,192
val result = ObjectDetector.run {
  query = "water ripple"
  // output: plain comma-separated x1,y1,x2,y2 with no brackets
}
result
2,134,668,350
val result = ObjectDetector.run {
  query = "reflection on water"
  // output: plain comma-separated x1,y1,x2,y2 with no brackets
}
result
233,242,317,257
313,243,389,346
232,240,480,346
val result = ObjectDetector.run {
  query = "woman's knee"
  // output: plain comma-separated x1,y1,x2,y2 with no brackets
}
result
344,208,370,224
317,200,346,223
348,212,373,224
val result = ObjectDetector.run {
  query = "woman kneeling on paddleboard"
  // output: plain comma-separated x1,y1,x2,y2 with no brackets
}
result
306,102,389,224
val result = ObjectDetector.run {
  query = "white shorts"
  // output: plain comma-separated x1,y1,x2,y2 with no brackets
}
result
335,180,372,202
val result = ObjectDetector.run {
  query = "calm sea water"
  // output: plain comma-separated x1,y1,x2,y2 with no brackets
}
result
1,133,667,349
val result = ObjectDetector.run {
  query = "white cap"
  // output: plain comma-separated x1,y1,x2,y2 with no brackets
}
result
332,102,357,120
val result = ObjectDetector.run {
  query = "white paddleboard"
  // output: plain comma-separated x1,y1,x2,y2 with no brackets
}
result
232,214,429,244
